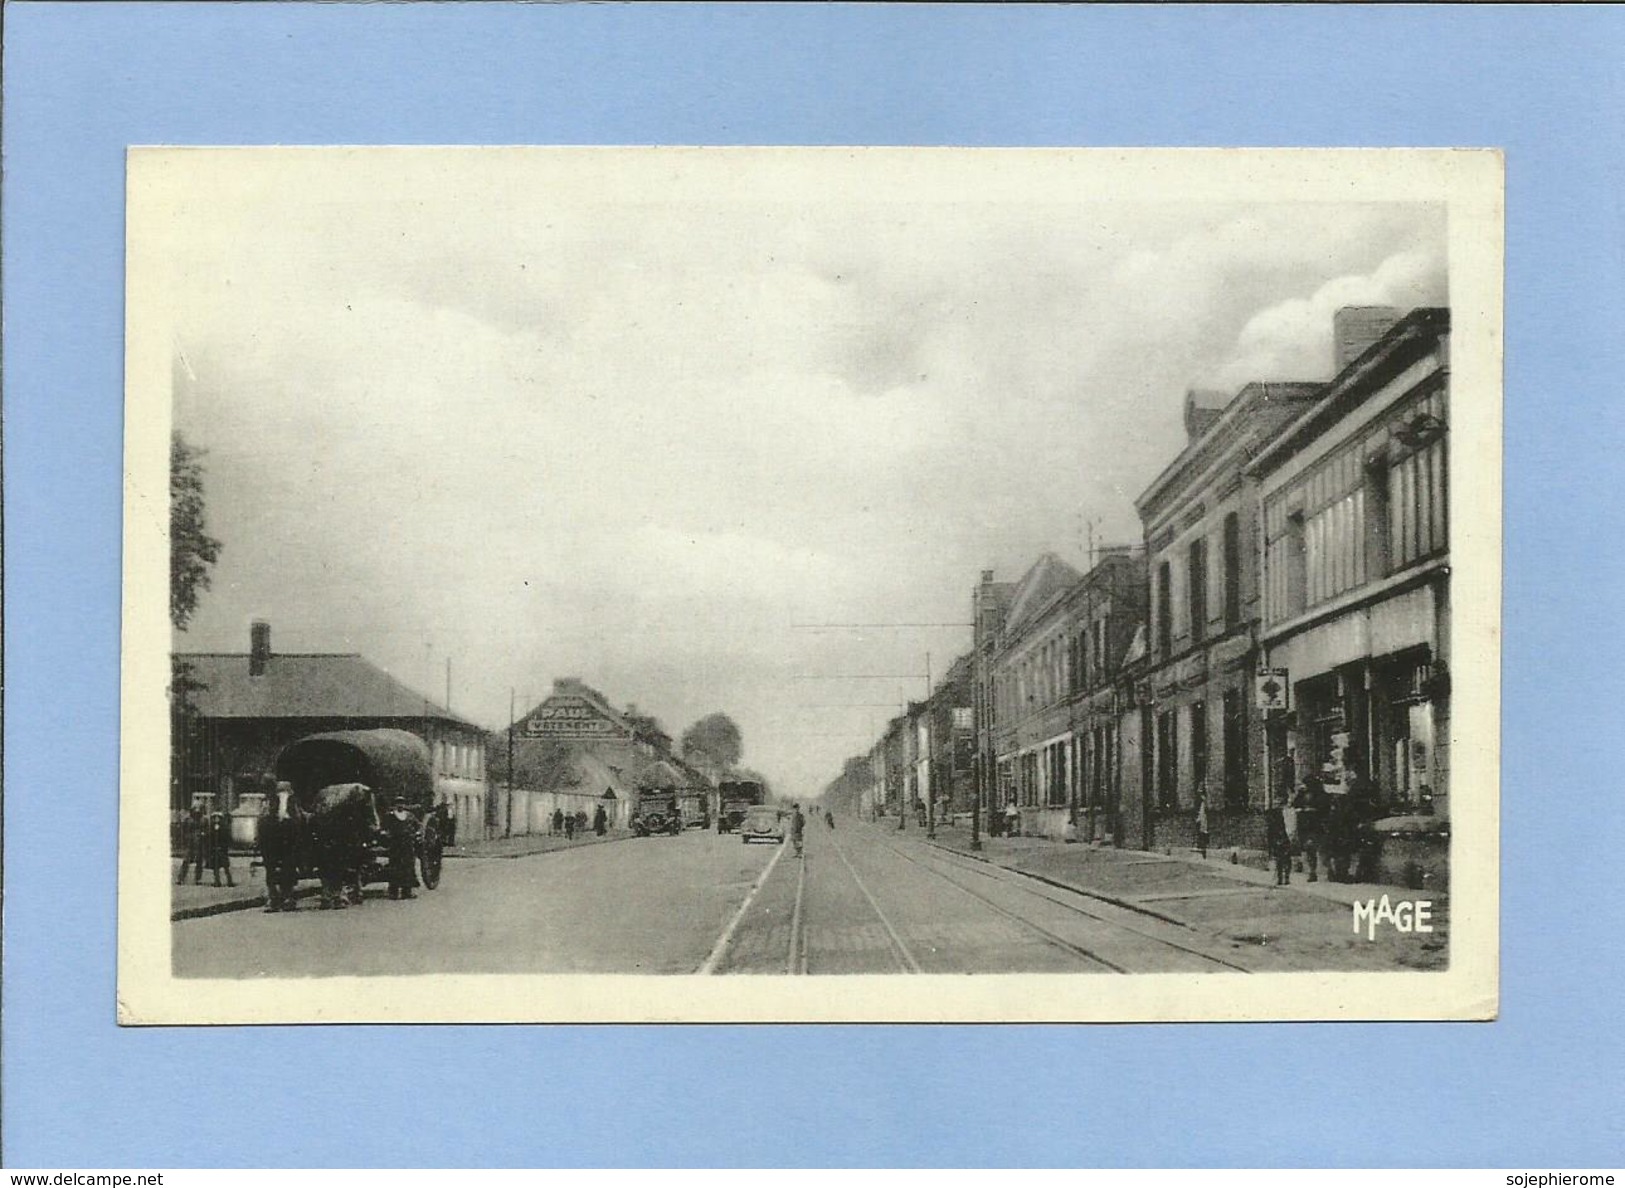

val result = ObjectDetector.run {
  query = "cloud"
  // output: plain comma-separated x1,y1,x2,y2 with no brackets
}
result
1206,246,1449,389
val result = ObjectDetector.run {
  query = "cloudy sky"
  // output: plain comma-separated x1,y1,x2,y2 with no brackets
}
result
158,149,1446,799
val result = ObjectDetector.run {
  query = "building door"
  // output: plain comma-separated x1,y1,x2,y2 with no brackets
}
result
1223,689,1247,807
1140,705,1155,848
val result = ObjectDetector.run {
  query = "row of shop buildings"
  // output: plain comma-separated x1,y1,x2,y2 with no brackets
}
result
171,626,721,843
829,306,1452,883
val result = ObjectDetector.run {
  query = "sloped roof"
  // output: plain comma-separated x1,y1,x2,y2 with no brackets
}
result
571,748,635,799
173,652,482,731
1001,553,1083,638
516,678,635,738
637,759,687,789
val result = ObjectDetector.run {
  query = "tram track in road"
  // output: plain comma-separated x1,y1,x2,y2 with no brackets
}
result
881,833,1255,974
696,835,790,975
786,846,808,975
851,831,1125,972
823,829,923,974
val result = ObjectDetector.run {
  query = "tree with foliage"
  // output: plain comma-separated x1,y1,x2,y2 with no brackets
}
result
680,712,743,776
622,707,668,746
171,431,223,631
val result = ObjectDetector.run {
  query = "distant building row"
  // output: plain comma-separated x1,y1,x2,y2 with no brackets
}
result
171,629,717,842
831,307,1451,881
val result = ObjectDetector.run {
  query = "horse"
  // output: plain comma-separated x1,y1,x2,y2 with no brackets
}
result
308,782,381,909
258,781,310,912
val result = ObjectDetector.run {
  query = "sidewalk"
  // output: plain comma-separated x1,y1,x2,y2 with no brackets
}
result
171,828,636,920
912,823,1450,972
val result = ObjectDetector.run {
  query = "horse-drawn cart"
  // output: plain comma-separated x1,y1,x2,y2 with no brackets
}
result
262,728,448,909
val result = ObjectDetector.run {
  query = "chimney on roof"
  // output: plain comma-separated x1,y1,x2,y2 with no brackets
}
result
1333,306,1401,373
1184,388,1228,442
980,569,995,584
249,620,271,677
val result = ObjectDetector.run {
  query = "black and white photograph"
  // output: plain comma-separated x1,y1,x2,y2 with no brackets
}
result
119,147,1501,1023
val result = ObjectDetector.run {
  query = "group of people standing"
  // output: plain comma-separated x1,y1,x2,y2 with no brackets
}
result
175,805,236,887
178,789,426,908
1263,771,1383,887
548,805,608,839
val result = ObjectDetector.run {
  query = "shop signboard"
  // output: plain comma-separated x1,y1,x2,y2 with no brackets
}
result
1256,668,1290,712
521,695,631,740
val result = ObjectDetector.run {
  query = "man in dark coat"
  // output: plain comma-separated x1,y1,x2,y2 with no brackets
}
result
593,804,607,836
384,796,419,900
205,811,235,887
176,805,206,885
1292,771,1330,883
552,808,564,836
1266,800,1293,886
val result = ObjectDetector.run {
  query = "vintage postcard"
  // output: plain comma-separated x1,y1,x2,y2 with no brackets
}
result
119,147,1501,1023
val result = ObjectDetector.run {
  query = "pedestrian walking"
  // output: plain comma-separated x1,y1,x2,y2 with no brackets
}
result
1267,799,1293,886
564,812,576,840
790,804,806,856
176,805,206,884
205,810,236,887
552,808,564,836
384,796,419,900
593,804,607,836
1194,795,1211,860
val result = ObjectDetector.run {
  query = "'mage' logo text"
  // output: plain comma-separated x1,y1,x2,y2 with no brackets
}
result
1352,895,1433,940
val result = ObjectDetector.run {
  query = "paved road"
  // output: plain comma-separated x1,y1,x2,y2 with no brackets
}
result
173,828,775,978
714,821,1258,975
178,817,1405,978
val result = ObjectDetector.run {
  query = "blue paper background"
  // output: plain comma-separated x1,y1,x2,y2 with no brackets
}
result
5,2,1622,1168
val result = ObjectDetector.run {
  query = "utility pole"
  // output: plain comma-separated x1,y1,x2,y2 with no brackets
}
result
925,651,936,840
446,657,452,713
505,688,515,838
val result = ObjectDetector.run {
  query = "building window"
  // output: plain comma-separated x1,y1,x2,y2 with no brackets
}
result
1048,743,1067,808
1391,434,1448,569
1156,561,1172,657
1095,617,1108,679
1188,538,1208,645
1365,455,1393,577
1222,512,1241,628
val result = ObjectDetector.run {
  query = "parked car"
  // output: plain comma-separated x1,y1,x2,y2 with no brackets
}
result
739,805,785,844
